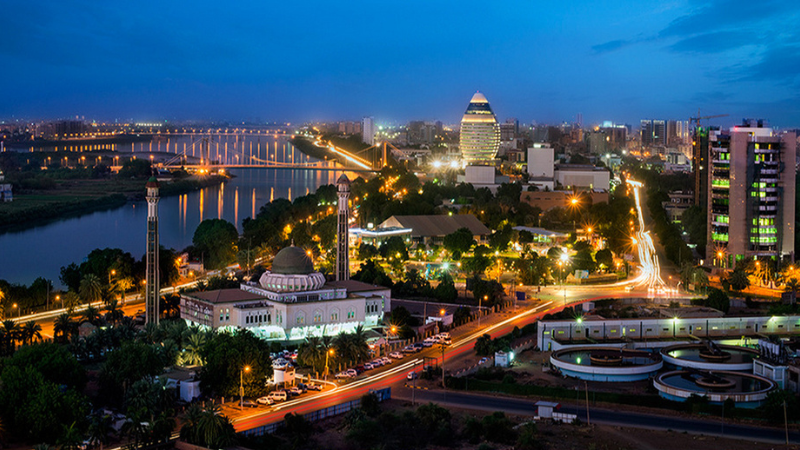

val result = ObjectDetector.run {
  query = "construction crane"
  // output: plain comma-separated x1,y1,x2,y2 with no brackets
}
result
689,110,729,127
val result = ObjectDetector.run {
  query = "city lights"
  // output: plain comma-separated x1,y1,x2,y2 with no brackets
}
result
627,179,666,290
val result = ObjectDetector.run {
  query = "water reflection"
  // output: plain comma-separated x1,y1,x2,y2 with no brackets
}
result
0,134,360,286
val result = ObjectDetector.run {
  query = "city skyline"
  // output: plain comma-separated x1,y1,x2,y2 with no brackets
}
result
3,1,800,126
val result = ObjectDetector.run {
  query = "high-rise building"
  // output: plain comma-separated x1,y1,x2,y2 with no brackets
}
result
336,174,351,281
362,117,375,146
692,126,717,210
640,120,653,147
706,120,796,269
652,120,666,146
145,176,160,325
459,91,500,164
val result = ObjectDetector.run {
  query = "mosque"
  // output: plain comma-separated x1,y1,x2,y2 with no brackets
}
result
178,174,391,341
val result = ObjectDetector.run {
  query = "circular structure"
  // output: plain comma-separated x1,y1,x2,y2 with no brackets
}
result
660,344,758,371
550,347,663,382
259,246,325,292
459,91,501,164
272,246,315,274
654,370,775,407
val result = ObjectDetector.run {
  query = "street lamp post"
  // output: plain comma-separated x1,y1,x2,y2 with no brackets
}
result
479,295,487,328
324,348,334,380
240,366,250,409
12,303,18,319
559,251,570,307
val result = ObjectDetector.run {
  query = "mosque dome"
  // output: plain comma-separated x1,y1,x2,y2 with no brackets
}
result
271,246,315,274
259,246,325,292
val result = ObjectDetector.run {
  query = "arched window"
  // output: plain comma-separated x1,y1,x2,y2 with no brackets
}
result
296,311,306,325
330,308,340,322
313,309,323,323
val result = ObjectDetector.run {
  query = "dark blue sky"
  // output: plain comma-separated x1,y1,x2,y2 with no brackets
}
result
4,0,800,127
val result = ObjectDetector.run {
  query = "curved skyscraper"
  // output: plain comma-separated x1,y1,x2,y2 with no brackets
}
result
459,91,500,164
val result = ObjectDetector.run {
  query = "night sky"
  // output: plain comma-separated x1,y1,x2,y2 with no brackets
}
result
4,0,800,127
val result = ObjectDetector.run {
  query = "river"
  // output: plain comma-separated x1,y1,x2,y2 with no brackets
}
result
0,134,355,287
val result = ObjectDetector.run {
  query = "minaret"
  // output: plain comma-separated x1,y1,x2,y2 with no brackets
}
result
336,174,351,281
145,176,160,324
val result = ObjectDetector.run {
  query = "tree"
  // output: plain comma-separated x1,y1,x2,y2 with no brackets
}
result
474,334,493,356
53,313,76,343
199,329,273,398
99,341,168,405
192,219,239,270
184,403,236,449
357,243,379,260
79,274,103,305
87,414,114,450
20,320,42,345
118,159,152,179
82,305,101,326
334,325,369,366
442,227,475,259
298,337,324,374
762,389,799,425
434,273,458,302
594,248,614,271
705,288,731,314
727,267,750,291
180,329,207,366
379,236,409,262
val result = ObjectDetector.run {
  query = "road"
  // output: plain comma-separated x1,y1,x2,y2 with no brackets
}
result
395,388,798,445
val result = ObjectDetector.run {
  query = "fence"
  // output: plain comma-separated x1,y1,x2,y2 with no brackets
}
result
239,387,391,437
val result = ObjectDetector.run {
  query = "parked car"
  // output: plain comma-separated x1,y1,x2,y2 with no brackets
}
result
306,383,323,391
389,351,404,359
335,371,352,379
407,371,418,380
402,345,416,353
412,342,425,351
296,383,308,393
241,400,259,408
371,359,383,367
363,362,375,370
422,339,434,348
380,357,392,365
439,332,450,340
288,386,303,396
346,369,358,377
256,396,274,405
267,391,287,402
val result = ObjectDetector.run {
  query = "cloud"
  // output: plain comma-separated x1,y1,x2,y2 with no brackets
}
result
668,31,760,54
591,39,633,54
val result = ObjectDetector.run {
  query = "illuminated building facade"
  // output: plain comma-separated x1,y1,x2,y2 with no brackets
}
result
179,246,390,341
706,120,796,268
459,91,500,164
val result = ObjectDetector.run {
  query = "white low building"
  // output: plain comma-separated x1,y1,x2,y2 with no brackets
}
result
180,246,390,341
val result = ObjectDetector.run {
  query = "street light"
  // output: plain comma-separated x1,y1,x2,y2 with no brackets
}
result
240,366,251,409
324,348,334,379
12,303,18,318
479,295,487,327
559,252,570,307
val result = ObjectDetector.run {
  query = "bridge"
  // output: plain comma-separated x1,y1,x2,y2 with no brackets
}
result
154,134,401,173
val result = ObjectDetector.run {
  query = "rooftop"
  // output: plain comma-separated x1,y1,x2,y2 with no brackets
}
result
380,214,490,237
328,279,389,293
187,289,264,304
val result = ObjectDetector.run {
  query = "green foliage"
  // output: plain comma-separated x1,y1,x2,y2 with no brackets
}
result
352,259,394,288
360,392,382,417
4,342,87,390
681,205,707,254
594,248,613,270
357,243,379,260
727,267,750,291
99,341,169,405
192,219,239,270
705,288,731,313
118,159,152,179
481,411,517,444
0,356,90,444
443,227,475,259
762,389,799,425
199,329,273,398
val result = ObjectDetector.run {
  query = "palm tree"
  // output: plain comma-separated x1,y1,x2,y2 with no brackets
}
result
2,320,20,352
54,313,75,343
87,414,114,450
57,421,84,450
83,305,101,326
79,274,103,305
196,403,236,448
180,330,206,366
62,291,81,312
105,298,123,325
298,336,323,374
180,404,204,444
21,320,42,345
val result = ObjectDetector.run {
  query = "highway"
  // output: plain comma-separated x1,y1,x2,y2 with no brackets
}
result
396,388,798,445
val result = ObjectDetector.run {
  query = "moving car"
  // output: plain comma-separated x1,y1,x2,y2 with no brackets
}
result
407,371,418,380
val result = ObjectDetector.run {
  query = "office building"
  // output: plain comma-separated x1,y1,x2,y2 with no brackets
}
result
459,91,501,164
707,120,796,268
361,117,375,146
641,119,667,147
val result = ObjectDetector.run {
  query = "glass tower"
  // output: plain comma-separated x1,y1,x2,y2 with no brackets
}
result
459,91,500,164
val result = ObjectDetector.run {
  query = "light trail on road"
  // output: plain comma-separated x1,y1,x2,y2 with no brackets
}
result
627,178,666,290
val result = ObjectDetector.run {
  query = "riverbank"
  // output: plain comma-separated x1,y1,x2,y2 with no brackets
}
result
3,134,151,149
0,174,227,233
